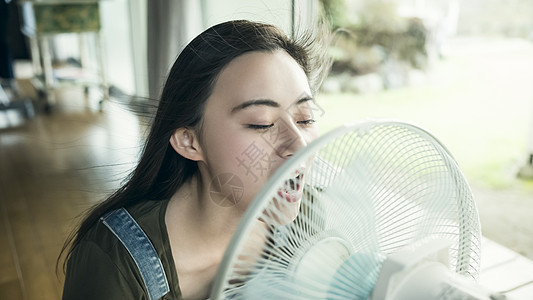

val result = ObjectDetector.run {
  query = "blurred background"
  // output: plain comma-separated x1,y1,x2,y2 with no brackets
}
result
1,0,532,299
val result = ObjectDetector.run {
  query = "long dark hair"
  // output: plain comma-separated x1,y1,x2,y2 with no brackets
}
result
59,19,330,271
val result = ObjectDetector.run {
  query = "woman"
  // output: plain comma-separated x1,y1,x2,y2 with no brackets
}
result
61,20,329,299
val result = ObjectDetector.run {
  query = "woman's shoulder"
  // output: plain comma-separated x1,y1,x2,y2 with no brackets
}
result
63,221,145,299
63,198,180,299
73,208,146,272
126,198,171,252
79,199,166,251
78,198,170,260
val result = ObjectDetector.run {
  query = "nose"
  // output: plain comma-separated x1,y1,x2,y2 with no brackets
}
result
275,119,308,158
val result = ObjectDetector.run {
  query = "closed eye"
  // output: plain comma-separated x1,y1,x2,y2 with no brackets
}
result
247,124,274,130
297,119,316,126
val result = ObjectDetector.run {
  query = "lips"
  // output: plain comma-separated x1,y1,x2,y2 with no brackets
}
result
277,168,305,203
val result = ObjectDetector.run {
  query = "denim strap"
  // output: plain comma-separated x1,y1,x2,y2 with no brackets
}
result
101,208,170,300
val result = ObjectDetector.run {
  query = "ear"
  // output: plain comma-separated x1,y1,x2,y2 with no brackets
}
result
169,128,204,162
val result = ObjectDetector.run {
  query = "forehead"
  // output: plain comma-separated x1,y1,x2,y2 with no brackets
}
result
207,50,311,110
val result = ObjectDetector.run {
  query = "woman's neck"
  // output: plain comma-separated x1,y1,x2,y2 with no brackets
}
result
166,174,271,299
168,174,242,246
165,174,247,299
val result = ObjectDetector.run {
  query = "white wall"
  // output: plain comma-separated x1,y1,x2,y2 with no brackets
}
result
100,0,136,95
126,0,148,98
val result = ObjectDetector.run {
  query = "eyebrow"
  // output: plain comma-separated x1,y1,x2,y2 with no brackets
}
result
231,94,314,114
295,95,314,105
231,99,279,114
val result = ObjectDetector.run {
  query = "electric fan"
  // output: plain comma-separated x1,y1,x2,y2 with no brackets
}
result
209,120,496,300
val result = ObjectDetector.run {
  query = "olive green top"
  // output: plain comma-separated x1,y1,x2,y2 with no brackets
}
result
62,198,182,300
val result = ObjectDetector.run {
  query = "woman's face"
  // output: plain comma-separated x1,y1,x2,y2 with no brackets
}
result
198,50,319,215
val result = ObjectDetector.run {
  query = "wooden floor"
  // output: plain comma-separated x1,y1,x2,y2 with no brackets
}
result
0,85,144,300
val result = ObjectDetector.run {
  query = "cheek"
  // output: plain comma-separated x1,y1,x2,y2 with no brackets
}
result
206,129,271,178
304,126,320,144
232,137,277,178
211,136,251,169
231,140,278,209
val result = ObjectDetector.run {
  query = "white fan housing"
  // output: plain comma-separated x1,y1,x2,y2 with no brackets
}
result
210,120,485,300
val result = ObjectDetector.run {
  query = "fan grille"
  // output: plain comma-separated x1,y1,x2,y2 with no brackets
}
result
211,121,481,300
